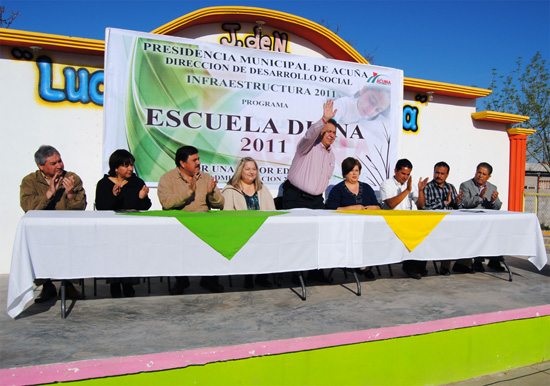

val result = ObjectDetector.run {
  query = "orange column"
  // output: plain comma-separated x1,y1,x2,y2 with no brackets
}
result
507,134,527,212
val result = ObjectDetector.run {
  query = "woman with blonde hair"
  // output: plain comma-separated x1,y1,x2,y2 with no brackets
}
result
222,157,275,211
222,157,275,288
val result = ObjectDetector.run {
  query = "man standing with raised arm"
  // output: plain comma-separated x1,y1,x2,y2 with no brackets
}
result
282,100,338,210
379,158,428,279
282,100,337,283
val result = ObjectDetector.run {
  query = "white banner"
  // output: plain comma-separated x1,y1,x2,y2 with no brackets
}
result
104,28,403,188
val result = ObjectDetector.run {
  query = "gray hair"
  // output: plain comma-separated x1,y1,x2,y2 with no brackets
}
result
34,145,60,166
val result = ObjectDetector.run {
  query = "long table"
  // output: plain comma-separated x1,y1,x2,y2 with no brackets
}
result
7,209,547,318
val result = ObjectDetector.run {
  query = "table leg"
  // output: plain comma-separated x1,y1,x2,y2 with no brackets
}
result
60,280,66,319
298,273,306,301
502,257,513,282
352,270,361,296
327,268,361,296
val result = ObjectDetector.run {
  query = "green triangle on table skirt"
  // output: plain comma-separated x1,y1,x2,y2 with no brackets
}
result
119,210,288,260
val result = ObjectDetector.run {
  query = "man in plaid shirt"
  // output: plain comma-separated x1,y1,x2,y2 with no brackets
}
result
422,161,462,275
423,161,461,211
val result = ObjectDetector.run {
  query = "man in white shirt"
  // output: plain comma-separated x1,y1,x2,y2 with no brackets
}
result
379,158,428,279
380,158,427,210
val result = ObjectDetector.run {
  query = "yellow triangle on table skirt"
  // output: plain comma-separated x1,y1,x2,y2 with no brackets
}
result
335,210,450,252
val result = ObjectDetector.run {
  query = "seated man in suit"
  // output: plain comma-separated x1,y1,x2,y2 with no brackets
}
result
20,145,87,303
455,162,505,273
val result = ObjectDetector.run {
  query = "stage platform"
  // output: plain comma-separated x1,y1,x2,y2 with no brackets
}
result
1,254,549,385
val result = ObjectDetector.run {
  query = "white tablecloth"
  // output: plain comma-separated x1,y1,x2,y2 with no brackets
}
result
7,209,547,318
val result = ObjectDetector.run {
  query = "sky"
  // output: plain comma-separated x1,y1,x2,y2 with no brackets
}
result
3,0,549,101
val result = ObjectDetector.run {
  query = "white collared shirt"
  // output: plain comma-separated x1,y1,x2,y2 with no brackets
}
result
379,177,419,210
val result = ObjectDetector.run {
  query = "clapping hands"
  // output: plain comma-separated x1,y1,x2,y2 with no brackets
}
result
46,171,76,200
418,177,428,191
207,176,219,195
139,184,149,199
46,169,64,200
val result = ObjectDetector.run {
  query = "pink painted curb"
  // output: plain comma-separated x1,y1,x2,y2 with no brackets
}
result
2,304,549,386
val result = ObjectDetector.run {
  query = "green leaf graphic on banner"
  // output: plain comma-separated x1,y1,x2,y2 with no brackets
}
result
125,38,257,181
120,210,289,259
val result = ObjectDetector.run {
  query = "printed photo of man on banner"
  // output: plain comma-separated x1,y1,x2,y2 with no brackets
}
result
103,28,403,190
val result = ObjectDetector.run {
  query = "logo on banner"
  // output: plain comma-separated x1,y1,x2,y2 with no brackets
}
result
366,72,392,86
